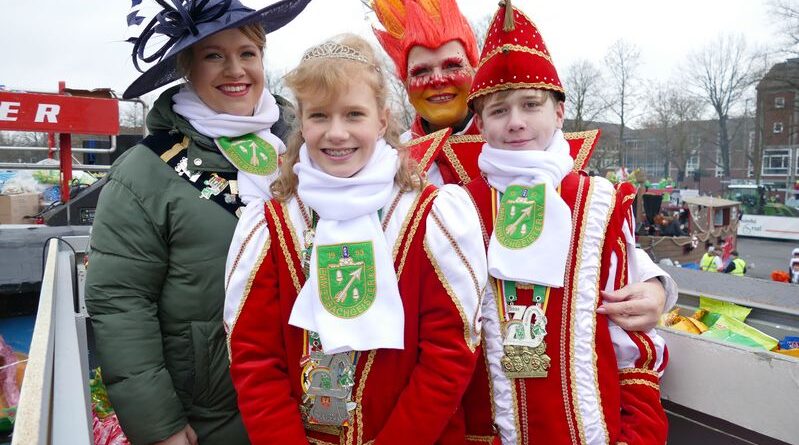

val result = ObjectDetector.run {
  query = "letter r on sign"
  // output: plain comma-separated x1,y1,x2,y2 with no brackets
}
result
35,104,60,123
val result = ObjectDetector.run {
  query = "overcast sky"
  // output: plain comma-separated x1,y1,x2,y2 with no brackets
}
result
0,0,782,105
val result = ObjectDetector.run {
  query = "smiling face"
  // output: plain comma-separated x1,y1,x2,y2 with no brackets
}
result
476,89,564,151
405,40,474,130
187,27,264,116
300,79,389,178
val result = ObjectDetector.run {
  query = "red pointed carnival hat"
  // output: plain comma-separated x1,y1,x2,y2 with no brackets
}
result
467,0,563,106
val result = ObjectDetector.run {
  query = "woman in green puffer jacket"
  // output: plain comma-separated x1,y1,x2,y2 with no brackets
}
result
85,1,310,444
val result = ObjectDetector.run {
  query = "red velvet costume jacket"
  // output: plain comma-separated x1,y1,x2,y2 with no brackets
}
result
461,173,668,445
225,184,485,445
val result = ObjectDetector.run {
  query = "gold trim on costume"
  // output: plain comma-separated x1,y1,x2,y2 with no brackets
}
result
225,219,267,291
407,128,450,172
464,185,491,246
592,178,615,444
562,177,585,445
569,177,595,445
351,350,377,445
282,201,305,260
633,332,655,370
423,241,478,353
477,43,553,70
266,201,303,293
469,82,565,104
396,192,438,278
449,134,486,144
159,136,190,162
226,232,271,362
622,192,636,205
617,238,627,286
619,379,660,391
392,192,424,264
430,211,484,337
564,129,599,173
465,435,497,443
619,368,660,377
442,142,472,184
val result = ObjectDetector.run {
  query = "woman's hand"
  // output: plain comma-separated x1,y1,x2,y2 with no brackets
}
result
596,278,666,331
153,425,198,445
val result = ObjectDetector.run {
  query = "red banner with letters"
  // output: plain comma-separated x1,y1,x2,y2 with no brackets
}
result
0,91,119,135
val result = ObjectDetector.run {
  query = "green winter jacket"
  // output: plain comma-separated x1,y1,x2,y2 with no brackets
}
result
86,86,290,444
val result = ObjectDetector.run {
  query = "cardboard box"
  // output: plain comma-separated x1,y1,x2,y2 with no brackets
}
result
0,193,41,224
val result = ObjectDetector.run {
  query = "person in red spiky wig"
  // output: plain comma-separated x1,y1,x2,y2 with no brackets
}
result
373,0,479,139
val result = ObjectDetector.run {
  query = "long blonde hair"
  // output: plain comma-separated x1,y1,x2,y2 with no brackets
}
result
271,33,420,201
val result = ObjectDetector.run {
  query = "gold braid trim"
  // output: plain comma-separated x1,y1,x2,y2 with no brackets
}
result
478,44,553,70
633,332,655,370
226,229,271,362
592,178,616,445
423,241,478,353
397,191,438,279
468,82,565,105
442,142,472,184
351,350,377,445
407,128,450,172
465,435,496,443
619,379,660,391
563,176,586,445
266,201,302,294
564,129,599,173
430,210,484,337
283,201,305,260
619,368,660,377
392,192,424,264
225,218,267,291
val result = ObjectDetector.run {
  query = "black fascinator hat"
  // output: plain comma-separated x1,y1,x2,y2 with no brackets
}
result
123,0,312,99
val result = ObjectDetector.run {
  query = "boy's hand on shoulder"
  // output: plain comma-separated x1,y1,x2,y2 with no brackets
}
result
596,278,666,331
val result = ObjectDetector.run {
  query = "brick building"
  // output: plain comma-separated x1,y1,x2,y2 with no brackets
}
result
755,57,799,197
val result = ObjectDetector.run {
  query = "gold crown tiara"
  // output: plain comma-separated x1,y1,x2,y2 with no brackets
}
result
301,41,370,64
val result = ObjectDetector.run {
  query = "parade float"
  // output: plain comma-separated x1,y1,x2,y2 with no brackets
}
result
726,183,799,242
636,190,741,267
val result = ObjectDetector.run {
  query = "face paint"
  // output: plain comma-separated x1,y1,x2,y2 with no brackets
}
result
406,41,475,130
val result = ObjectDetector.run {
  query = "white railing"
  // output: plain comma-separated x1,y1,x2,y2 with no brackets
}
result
12,238,92,444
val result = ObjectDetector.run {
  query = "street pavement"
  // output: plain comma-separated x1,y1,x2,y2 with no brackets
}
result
734,236,798,280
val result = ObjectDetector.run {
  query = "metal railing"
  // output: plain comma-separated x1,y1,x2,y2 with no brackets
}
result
12,238,92,444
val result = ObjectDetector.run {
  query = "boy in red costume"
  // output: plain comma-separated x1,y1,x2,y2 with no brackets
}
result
371,0,678,335
459,3,669,444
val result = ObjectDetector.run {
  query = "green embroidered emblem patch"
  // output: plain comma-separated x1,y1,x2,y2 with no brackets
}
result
495,184,545,249
317,242,377,318
215,133,277,176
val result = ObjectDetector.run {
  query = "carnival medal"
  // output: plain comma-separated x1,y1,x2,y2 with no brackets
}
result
199,173,229,199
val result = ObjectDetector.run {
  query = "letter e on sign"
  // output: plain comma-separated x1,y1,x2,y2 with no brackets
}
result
0,102,21,122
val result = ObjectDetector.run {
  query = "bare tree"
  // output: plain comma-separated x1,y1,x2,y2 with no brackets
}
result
470,14,493,52
687,34,759,176
769,0,799,54
563,59,608,132
603,39,641,168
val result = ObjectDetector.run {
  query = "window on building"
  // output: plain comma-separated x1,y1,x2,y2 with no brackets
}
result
774,122,784,133
762,149,791,175
686,153,700,175
775,96,785,108
715,149,724,178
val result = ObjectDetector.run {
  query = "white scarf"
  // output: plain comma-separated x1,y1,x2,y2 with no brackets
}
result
478,129,574,288
288,140,405,354
172,85,286,204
